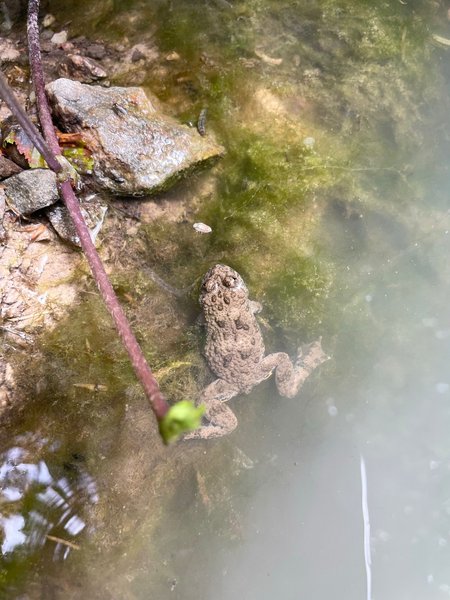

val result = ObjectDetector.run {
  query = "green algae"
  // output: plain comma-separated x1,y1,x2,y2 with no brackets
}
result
42,0,447,378
29,0,450,459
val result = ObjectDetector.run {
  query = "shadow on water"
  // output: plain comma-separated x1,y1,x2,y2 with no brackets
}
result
2,0,450,598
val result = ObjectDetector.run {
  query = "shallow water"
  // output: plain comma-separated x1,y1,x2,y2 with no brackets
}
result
2,0,450,598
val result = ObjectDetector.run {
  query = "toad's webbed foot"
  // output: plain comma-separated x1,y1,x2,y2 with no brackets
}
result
184,378,240,440
262,337,329,398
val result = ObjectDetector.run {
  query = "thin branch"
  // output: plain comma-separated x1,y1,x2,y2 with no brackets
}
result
27,0,60,156
46,534,81,551
57,179,169,420
0,0,172,425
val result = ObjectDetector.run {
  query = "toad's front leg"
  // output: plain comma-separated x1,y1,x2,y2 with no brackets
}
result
261,338,329,398
185,378,241,440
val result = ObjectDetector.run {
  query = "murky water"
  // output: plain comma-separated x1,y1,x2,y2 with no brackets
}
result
2,0,450,598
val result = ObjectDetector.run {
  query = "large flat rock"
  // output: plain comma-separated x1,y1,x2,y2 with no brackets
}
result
46,78,224,196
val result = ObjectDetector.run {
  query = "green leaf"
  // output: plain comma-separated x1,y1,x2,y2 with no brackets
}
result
159,400,205,444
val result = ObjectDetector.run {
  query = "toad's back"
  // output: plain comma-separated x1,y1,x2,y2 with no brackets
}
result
200,264,265,392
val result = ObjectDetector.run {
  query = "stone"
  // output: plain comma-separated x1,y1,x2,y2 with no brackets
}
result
0,155,22,180
85,43,107,60
40,29,55,42
46,197,108,246
51,31,68,45
193,222,212,234
165,51,180,61
59,54,108,82
3,169,59,215
0,37,20,63
46,78,224,196
42,14,56,28
126,43,158,64
131,47,146,63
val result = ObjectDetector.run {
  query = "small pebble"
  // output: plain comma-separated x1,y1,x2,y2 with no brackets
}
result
51,31,68,45
131,47,146,63
166,51,180,61
86,43,107,60
193,222,212,234
42,14,55,28
40,29,54,41
303,136,315,149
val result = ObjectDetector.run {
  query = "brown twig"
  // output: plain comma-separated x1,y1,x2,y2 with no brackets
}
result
46,534,81,550
5,0,170,423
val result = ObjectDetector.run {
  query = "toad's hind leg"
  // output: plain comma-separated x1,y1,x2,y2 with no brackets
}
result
262,338,329,398
185,378,240,440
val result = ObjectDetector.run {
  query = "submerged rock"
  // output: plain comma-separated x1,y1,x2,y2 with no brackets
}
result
46,78,224,196
51,31,68,45
46,196,108,246
3,169,59,215
85,43,107,60
59,54,108,82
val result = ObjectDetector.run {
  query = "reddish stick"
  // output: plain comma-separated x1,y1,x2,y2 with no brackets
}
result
24,0,169,421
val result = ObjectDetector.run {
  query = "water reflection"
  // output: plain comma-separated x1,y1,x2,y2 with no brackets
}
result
0,437,98,562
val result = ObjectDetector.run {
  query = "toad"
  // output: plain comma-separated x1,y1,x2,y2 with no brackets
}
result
186,264,328,439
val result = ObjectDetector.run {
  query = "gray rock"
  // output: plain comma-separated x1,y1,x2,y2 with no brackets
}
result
131,47,147,63
46,78,224,196
51,31,68,45
0,155,22,180
126,43,158,65
85,44,107,60
3,169,59,215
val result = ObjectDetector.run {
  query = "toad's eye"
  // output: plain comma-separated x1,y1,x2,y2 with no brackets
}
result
223,276,236,288
204,279,217,292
